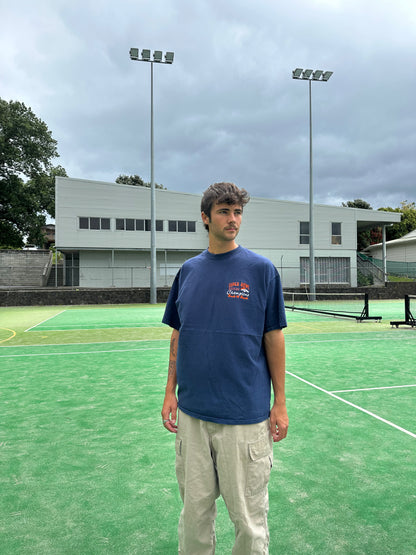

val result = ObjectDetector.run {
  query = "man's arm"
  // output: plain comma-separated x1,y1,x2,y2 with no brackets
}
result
161,328,179,433
264,328,288,442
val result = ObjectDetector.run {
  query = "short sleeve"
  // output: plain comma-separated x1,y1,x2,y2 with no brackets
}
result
162,271,181,330
264,268,287,333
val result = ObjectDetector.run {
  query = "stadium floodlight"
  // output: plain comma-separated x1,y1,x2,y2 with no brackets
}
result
292,67,333,299
129,48,139,60
130,48,175,304
322,71,333,81
141,49,151,61
165,51,174,64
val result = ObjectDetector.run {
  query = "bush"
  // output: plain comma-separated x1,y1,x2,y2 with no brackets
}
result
357,271,373,286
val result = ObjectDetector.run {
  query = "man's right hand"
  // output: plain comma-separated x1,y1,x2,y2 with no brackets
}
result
161,391,178,433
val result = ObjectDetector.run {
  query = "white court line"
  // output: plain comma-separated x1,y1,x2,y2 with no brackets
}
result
28,323,163,331
0,338,169,349
286,335,416,344
287,371,416,439
24,310,67,332
332,384,416,393
0,346,169,358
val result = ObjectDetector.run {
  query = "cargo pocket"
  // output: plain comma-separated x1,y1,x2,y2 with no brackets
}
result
245,435,273,497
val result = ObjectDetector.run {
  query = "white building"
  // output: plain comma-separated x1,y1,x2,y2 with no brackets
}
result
364,229,416,278
55,177,401,289
365,229,416,262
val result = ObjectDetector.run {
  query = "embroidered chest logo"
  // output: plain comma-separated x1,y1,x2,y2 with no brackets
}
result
227,281,250,300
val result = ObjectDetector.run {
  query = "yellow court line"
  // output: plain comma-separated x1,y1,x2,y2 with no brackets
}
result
0,328,16,344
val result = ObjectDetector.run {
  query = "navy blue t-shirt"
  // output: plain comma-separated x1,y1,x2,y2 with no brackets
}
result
162,246,287,425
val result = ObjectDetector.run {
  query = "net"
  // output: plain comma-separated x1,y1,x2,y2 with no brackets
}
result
390,295,416,328
283,291,382,321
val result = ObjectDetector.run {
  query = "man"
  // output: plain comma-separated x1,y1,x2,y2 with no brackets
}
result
161,182,288,554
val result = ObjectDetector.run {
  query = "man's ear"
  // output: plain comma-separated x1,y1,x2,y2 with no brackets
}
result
201,211,210,225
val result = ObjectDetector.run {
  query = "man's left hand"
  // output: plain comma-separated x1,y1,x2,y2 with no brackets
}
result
270,402,289,442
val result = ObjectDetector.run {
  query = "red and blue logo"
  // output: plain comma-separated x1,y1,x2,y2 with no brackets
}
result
227,281,250,300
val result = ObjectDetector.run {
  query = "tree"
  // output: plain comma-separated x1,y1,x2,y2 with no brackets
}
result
116,174,166,189
342,199,372,210
378,201,416,241
0,99,66,248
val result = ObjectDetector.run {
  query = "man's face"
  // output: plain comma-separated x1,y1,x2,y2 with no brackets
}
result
202,202,243,243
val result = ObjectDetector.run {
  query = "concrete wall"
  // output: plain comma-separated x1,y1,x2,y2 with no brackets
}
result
0,287,171,306
0,250,52,287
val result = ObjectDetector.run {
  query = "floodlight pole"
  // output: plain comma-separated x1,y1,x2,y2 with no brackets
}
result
292,68,333,300
150,61,155,302
308,78,314,300
130,48,174,304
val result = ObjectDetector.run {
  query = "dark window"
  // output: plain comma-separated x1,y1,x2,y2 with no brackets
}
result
136,219,144,231
143,219,163,231
168,220,196,232
90,217,100,230
101,218,110,230
126,218,135,231
300,221,309,244
79,217,89,229
116,219,125,230
65,252,79,286
79,217,110,230
331,222,342,245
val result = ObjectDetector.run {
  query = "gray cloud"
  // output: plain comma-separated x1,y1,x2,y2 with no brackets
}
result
1,0,415,209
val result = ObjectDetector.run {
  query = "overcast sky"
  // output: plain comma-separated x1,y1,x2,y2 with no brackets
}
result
1,0,415,209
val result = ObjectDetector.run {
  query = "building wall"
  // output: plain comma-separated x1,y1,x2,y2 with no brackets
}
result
55,177,207,252
55,177,401,289
75,249,201,288
367,241,416,263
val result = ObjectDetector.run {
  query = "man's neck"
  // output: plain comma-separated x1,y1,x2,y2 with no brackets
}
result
207,240,239,255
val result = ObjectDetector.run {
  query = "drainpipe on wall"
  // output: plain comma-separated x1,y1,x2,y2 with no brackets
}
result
382,225,387,285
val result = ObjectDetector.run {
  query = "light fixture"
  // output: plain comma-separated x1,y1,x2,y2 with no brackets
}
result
130,48,175,66
141,49,151,61
165,51,174,64
293,68,333,82
129,48,139,60
312,70,323,80
322,71,333,81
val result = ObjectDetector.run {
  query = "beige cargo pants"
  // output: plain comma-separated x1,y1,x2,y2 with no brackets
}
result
175,409,273,554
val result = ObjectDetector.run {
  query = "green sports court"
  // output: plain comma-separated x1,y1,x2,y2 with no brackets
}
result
1,299,415,554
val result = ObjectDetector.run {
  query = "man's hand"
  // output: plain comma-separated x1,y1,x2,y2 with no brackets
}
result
162,329,179,433
161,391,178,433
270,401,289,442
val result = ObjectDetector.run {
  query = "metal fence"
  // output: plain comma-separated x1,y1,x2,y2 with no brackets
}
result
27,260,357,289
4,258,414,289
371,259,416,279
